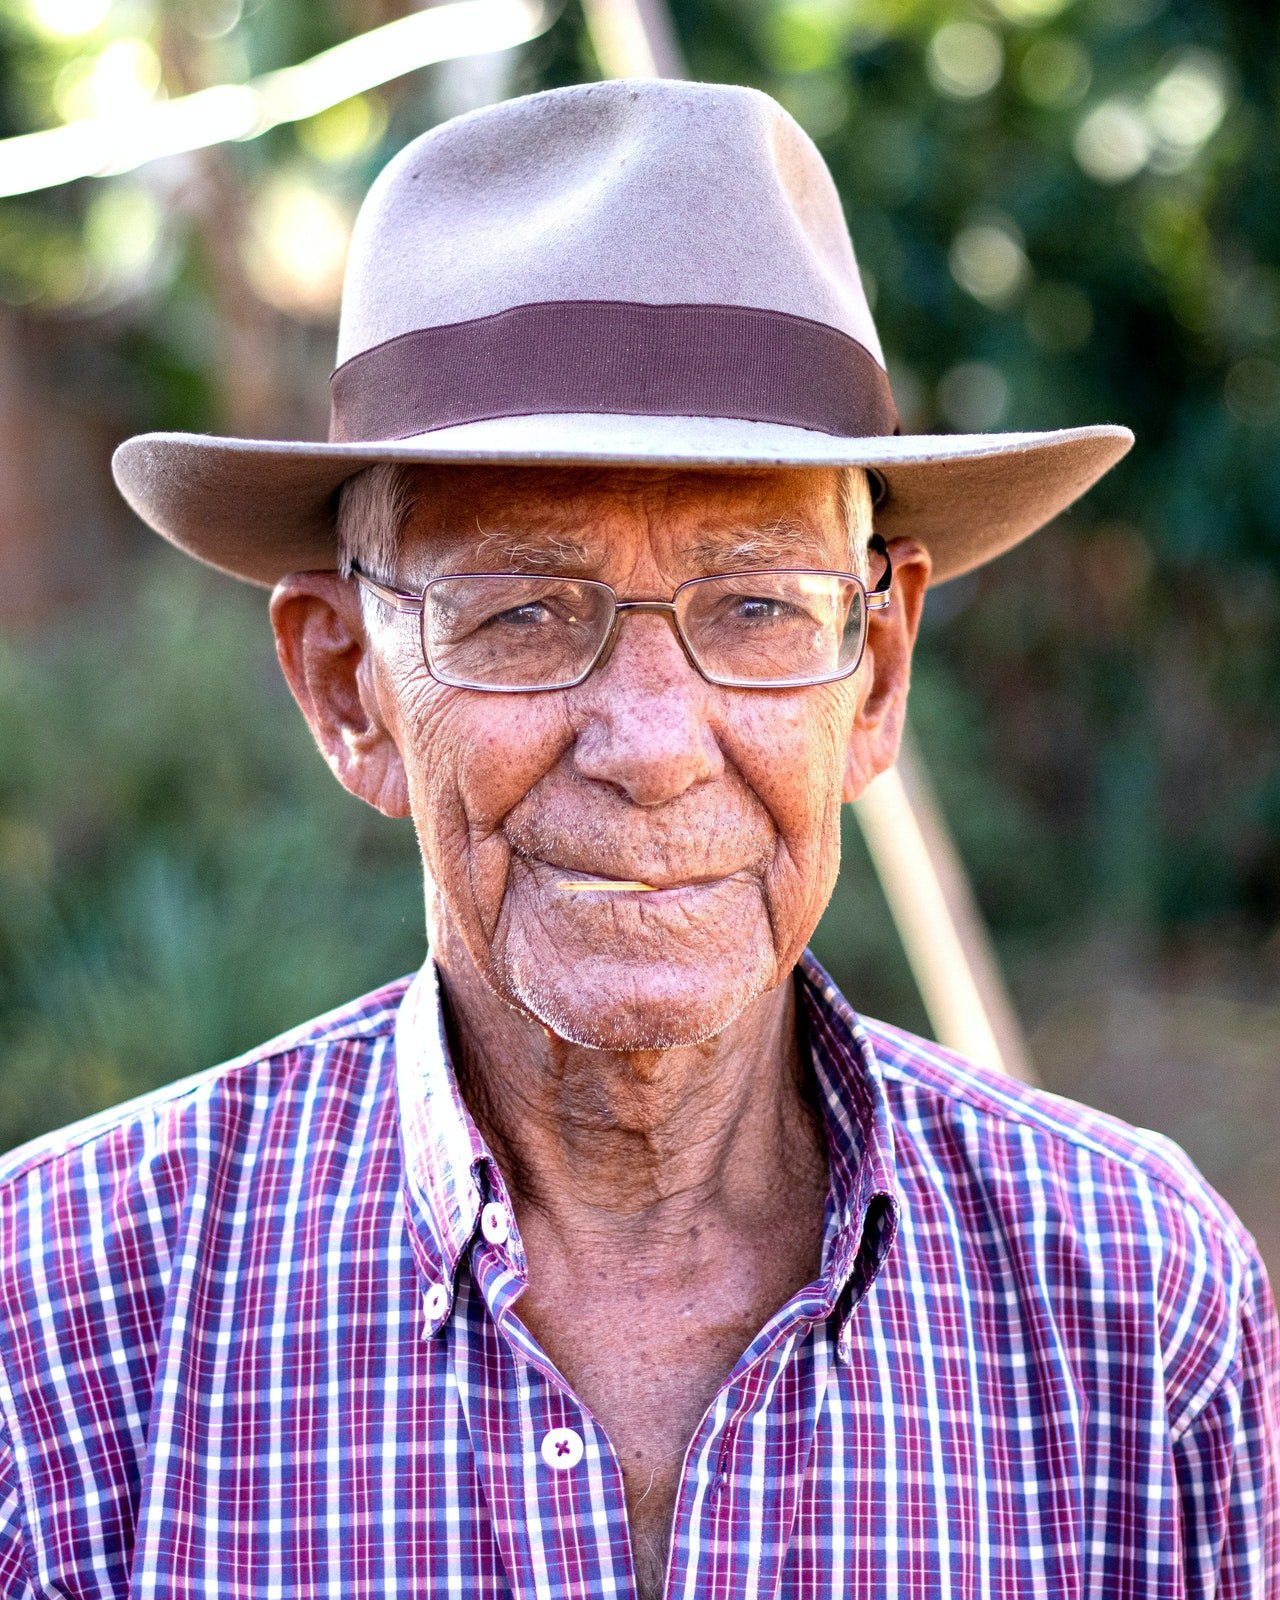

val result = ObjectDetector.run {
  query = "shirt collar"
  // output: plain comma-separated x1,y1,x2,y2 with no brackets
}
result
393,962,491,1313
794,949,901,1341
394,950,900,1334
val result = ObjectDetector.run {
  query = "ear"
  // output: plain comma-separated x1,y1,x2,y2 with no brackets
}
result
841,536,932,803
269,571,411,818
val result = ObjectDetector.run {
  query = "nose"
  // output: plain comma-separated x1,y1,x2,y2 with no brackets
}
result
570,608,724,806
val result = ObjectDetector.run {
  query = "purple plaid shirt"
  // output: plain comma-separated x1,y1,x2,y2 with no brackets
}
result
0,950,1274,1598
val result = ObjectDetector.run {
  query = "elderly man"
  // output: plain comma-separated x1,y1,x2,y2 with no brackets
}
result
0,79,1274,1600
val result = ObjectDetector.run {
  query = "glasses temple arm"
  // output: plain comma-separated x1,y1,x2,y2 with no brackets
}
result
866,532,892,612
350,565,424,615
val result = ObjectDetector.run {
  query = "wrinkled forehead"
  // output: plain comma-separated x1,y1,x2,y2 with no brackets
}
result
396,462,850,579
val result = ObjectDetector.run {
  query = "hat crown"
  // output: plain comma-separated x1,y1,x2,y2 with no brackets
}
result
336,79,884,369
110,76,1134,595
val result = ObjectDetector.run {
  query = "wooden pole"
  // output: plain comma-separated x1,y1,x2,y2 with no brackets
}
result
579,0,684,78
854,735,1037,1082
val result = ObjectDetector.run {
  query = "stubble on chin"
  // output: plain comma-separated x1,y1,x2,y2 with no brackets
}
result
486,874,785,1050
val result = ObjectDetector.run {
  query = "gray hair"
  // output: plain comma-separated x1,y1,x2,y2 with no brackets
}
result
336,462,874,583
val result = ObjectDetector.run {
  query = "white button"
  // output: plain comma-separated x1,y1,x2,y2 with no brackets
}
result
540,1427,583,1470
422,1282,449,1321
480,1202,510,1246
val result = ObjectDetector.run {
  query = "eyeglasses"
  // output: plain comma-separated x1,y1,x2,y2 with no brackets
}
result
350,533,891,693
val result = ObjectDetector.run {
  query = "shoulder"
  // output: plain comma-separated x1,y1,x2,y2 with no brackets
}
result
0,975,411,1233
0,975,411,1587
0,975,412,1471
867,1015,1248,1246
864,1016,1269,1431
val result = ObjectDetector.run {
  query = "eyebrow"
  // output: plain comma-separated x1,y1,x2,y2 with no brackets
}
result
470,529,596,573
685,519,837,572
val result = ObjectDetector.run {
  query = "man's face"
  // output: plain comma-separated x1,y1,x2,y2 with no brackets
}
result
275,464,928,1050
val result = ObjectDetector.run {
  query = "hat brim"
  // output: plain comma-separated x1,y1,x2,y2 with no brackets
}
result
111,412,1133,588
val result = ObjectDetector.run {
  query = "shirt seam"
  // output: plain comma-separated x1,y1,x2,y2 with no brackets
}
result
0,1010,403,1191
0,1349,38,1595
1167,1274,1253,1446
874,1047,1256,1276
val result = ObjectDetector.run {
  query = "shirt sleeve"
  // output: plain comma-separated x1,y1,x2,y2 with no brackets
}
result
1174,1246,1280,1598
0,1418,35,1600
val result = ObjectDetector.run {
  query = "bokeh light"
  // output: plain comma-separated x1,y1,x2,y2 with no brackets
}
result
243,172,352,318
937,360,1009,429
296,94,388,166
1144,48,1228,169
83,181,163,297
949,217,1030,307
989,0,1072,20
1224,357,1280,426
1018,35,1092,108
188,0,244,41
1023,280,1094,353
1221,263,1280,342
26,0,110,40
1073,98,1151,183
926,22,1003,100
53,38,163,123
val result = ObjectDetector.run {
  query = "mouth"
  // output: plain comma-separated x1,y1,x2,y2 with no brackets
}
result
515,854,726,896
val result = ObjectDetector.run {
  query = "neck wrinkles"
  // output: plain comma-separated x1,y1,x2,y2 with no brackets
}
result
438,942,829,1248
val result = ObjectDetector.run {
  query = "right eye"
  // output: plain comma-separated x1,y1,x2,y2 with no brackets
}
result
490,601,555,627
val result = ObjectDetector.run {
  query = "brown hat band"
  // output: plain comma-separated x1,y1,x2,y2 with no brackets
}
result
329,300,900,444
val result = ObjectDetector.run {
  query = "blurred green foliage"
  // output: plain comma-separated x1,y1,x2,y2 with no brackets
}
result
0,555,423,1147
0,0,1277,1147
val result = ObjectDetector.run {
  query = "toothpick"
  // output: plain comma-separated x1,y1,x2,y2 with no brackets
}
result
557,880,657,892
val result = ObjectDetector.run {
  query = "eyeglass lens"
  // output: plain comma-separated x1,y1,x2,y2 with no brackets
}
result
421,572,868,690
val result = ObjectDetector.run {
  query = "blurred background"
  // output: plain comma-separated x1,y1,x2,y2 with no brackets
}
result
0,0,1275,1269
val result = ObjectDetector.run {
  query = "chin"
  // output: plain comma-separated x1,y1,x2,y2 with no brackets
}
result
500,947,778,1051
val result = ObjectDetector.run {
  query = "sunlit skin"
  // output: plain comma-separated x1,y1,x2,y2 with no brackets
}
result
271,463,930,1599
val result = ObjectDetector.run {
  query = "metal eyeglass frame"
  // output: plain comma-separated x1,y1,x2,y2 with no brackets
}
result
350,531,892,693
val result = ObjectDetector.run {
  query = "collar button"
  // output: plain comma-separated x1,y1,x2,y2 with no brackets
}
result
421,1281,450,1336
480,1202,511,1246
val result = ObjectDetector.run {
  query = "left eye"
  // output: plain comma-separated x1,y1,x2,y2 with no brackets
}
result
730,596,792,622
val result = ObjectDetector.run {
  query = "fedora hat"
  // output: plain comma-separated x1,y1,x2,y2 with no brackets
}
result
112,78,1133,587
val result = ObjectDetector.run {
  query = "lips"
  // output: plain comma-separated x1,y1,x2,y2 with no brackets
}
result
515,853,731,893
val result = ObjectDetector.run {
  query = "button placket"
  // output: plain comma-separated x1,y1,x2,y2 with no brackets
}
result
655,1319,828,1600
449,1277,632,1600
712,1420,738,1497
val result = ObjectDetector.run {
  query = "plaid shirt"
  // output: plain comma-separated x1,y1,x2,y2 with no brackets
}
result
0,951,1274,1599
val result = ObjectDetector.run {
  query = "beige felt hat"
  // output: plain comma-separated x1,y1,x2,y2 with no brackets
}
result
112,78,1133,588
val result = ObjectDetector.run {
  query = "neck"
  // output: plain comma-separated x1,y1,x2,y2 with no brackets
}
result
433,937,828,1253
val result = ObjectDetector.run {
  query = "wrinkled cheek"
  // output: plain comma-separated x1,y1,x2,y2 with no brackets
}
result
740,694,851,962
394,690,460,836
394,685,570,953
762,813,842,973
388,691,483,945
